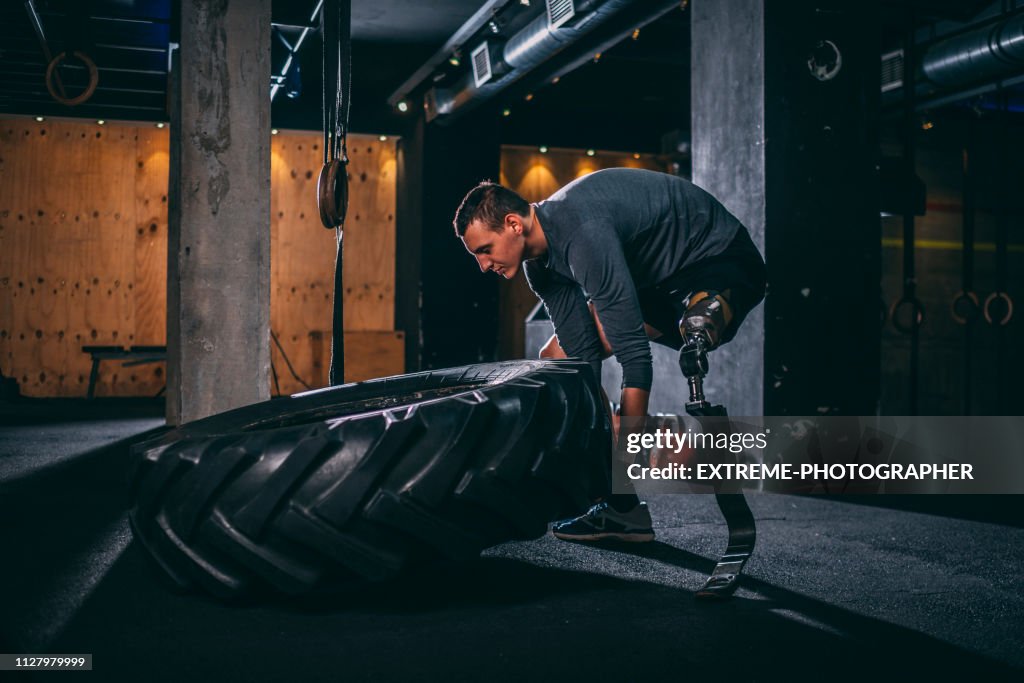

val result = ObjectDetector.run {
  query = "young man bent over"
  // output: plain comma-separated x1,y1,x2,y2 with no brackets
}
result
454,168,766,542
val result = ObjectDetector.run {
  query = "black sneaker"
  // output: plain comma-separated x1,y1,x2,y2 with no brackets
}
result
551,502,655,542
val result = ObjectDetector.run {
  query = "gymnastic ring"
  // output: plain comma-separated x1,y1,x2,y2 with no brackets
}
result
950,290,979,325
317,158,349,228
983,291,1013,326
890,296,924,334
46,51,99,106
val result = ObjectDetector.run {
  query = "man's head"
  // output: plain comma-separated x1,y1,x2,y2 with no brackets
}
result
453,181,532,279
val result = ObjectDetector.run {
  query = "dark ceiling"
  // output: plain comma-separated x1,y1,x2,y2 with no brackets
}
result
0,0,1019,154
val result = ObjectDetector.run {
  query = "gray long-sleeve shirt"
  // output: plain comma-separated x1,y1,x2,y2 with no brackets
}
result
524,168,743,390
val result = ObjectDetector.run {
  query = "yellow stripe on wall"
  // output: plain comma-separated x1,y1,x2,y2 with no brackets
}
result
881,237,1024,253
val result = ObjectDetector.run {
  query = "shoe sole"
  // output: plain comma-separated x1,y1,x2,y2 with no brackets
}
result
551,530,655,543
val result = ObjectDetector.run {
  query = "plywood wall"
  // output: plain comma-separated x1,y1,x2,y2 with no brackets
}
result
497,146,668,359
269,132,401,394
0,120,170,397
0,119,400,398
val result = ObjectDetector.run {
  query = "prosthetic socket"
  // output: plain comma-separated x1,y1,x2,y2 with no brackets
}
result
678,292,732,411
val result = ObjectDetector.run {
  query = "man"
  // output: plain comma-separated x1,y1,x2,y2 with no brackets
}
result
454,168,766,542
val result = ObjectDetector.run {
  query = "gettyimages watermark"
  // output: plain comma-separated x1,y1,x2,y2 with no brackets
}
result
610,416,1024,494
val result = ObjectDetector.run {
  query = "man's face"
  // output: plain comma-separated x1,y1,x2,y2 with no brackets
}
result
461,215,525,279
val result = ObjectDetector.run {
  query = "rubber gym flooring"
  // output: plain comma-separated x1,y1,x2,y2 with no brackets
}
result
1,402,1022,681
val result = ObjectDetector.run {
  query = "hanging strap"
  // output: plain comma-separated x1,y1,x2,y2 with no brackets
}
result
953,118,979,414
892,20,923,415
317,0,352,385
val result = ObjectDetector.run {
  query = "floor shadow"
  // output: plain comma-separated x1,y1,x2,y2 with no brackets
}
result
36,536,1022,682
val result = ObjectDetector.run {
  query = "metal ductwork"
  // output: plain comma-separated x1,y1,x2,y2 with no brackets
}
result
921,11,1024,87
425,0,679,122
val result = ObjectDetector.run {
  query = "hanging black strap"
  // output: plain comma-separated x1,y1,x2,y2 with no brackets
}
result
955,117,978,414
897,18,921,415
319,0,352,385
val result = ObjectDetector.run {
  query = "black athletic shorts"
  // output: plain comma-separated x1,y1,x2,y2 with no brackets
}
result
637,226,766,350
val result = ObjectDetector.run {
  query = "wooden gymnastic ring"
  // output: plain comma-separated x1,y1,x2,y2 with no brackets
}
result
890,296,924,334
950,290,979,325
46,51,99,106
317,158,349,228
983,291,1013,326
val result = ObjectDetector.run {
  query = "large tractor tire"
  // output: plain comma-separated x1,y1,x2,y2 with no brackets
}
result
128,360,611,600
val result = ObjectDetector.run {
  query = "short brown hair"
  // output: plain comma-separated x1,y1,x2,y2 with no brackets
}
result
453,181,530,237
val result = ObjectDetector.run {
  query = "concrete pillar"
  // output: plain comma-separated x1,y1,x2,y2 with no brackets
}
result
691,0,767,417
692,0,880,416
167,0,271,424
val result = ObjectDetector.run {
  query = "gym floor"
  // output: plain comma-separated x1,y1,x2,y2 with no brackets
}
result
2,404,1022,681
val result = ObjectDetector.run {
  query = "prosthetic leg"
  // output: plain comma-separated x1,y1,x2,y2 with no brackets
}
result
678,293,757,599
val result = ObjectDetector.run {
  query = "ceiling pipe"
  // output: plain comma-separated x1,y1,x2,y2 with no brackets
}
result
921,10,1024,87
426,0,679,123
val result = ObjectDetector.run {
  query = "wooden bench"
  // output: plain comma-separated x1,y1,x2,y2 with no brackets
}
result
81,345,167,398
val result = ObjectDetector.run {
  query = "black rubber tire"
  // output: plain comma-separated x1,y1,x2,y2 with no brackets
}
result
128,360,610,600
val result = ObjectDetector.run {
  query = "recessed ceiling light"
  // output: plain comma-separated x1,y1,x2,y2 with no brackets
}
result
539,146,548,153
35,116,45,122
502,108,511,117
397,101,409,113
155,122,165,129
378,135,387,141
97,120,105,125
586,149,596,157
271,128,279,135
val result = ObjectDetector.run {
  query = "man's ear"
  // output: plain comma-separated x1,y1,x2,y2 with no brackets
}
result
505,212,523,234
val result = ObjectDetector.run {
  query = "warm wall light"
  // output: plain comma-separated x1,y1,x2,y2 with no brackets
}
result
551,76,560,84
539,145,548,153
921,120,934,131
397,101,409,113
449,52,461,67
586,149,596,157
524,93,534,101
633,153,641,159
593,52,602,63
632,28,641,40
502,108,511,117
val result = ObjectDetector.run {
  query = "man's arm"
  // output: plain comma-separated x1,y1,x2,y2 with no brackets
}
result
564,230,654,395
525,262,606,382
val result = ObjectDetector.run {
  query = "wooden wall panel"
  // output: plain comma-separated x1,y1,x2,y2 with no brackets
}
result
133,128,170,348
269,132,401,394
1,120,401,398
344,141,398,331
270,330,405,395
0,119,162,397
497,146,668,360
